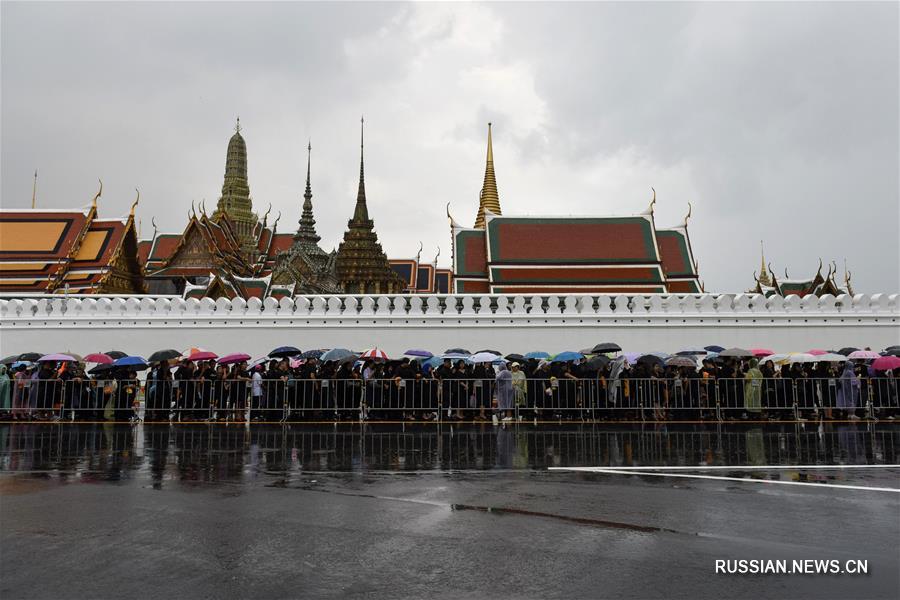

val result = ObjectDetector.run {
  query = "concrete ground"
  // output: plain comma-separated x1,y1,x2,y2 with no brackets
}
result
1,423,898,599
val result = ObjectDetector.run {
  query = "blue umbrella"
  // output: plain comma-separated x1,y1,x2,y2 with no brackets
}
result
552,351,585,363
10,361,33,369
269,346,301,358
321,348,355,362
113,355,149,370
404,349,433,358
301,349,324,359
525,351,550,359
704,345,725,353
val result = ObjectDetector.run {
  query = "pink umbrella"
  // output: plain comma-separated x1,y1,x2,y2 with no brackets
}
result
871,356,900,371
38,353,76,362
751,348,774,357
188,350,218,361
360,348,389,360
218,352,251,365
289,358,303,369
84,353,113,364
848,350,880,360
807,349,828,356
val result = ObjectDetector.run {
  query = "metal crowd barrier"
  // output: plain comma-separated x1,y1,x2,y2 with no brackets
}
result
4,376,898,422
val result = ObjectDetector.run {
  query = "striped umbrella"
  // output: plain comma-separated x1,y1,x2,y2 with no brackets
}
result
360,348,389,361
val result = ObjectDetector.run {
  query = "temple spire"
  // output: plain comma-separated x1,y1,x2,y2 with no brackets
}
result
353,116,370,223
758,240,772,287
213,118,257,253
294,140,321,245
31,170,37,209
474,122,501,228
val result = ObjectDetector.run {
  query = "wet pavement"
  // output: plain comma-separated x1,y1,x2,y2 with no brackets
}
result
1,423,899,599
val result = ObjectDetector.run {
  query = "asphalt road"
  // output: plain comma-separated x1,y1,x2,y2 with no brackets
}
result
1,423,898,599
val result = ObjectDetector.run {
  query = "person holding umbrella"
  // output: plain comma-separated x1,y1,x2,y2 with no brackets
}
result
744,358,764,419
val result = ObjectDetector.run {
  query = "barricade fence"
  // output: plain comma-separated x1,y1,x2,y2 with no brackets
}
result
7,376,899,422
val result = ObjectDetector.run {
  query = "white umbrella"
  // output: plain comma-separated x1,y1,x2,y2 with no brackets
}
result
470,351,502,363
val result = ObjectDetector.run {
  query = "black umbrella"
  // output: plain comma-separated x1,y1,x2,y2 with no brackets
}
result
719,348,753,358
475,349,502,355
16,352,42,362
505,353,526,363
704,345,726,353
269,346,301,358
445,348,471,355
884,345,900,353
583,355,611,371
837,347,860,356
592,342,622,354
636,354,665,368
88,363,114,375
1,355,19,365
883,348,900,357
148,349,182,363
104,350,127,360
301,349,324,359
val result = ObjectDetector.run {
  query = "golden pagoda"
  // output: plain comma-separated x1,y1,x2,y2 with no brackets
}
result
474,122,501,229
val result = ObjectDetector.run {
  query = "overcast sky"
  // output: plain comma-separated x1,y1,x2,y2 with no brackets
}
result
2,1,898,292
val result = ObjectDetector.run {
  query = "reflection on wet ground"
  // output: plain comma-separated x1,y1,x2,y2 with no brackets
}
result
1,423,897,485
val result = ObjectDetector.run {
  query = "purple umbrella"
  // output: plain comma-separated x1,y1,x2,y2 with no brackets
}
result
404,349,434,358
218,352,252,365
38,353,76,362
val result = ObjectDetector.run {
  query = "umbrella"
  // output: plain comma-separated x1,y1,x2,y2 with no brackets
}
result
637,354,665,368
505,353,526,363
218,352,252,365
837,347,860,356
403,349,433,358
750,348,774,357
666,356,698,368
592,343,622,354
552,351,585,363
445,348,471,355
884,345,900,353
38,353,76,362
188,350,218,361
84,353,113,364
704,345,725,353
872,356,900,371
787,353,818,364
759,353,789,365
249,357,269,369
524,351,550,359
1,355,21,365
883,348,900,357
113,355,149,370
16,352,42,362
289,358,303,369
848,350,880,360
322,348,356,362
11,361,33,370
470,351,501,363
676,347,707,356
583,355,611,371
623,352,641,363
268,346,301,358
475,349,502,355
88,363,113,375
360,348,389,360
719,348,753,358
813,353,848,363
301,349,324,359
148,349,181,363
441,353,471,362
104,351,127,360
807,349,828,356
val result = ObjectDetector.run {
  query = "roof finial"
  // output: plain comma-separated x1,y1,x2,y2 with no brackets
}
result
235,116,241,134
682,202,692,227
434,245,441,268
90,179,103,209
352,116,369,222
642,187,656,216
446,202,460,229
758,240,772,287
130,188,140,216
151,217,158,238
31,170,38,209
415,241,423,264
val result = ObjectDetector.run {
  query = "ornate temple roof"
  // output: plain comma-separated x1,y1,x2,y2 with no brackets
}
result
0,184,145,293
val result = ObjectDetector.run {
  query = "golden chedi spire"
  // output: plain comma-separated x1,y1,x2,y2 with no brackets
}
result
474,122,501,228
758,240,772,287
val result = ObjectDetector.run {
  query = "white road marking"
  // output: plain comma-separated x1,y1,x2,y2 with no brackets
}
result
551,464,900,471
550,467,900,493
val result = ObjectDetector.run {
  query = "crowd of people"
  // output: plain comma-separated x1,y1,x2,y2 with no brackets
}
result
1,345,898,423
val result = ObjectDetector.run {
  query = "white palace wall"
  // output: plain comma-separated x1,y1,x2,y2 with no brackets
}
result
1,293,898,357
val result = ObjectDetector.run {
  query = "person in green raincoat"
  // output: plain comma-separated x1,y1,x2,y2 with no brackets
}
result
744,358,764,416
